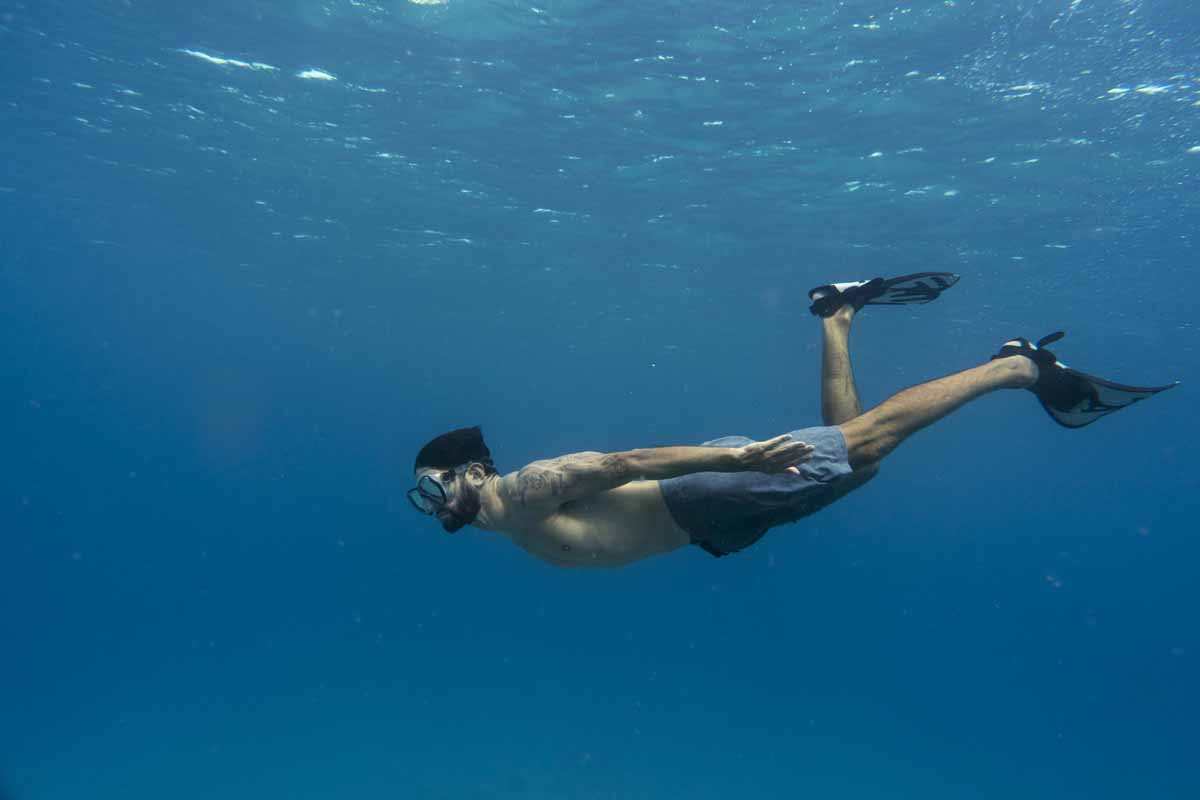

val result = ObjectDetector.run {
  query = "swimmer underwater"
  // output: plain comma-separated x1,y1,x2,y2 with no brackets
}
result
408,274,1177,567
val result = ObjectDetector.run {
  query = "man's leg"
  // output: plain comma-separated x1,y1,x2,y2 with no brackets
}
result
840,356,1037,469
816,304,883,492
821,305,862,426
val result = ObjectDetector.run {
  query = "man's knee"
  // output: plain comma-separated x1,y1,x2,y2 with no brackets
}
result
838,420,887,471
855,461,881,480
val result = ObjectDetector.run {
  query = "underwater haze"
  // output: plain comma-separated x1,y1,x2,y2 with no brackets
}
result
2,1,1198,798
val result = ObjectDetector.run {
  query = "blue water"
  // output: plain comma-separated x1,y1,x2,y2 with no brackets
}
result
2,1,1198,797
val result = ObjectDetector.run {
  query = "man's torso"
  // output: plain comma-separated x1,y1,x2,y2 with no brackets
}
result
505,480,689,567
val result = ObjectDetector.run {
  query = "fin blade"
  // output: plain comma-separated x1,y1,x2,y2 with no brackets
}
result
1039,367,1177,428
868,272,960,306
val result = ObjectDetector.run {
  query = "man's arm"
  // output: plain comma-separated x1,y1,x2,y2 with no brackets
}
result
498,435,814,513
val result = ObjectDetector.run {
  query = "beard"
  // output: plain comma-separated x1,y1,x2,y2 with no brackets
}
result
439,511,469,533
438,489,481,533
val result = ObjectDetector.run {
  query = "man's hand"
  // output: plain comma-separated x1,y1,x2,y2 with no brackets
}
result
733,434,814,474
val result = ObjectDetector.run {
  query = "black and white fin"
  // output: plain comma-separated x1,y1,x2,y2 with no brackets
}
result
808,272,959,317
994,332,1178,429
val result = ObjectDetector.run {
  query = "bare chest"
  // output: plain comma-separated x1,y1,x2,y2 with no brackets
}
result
511,481,689,567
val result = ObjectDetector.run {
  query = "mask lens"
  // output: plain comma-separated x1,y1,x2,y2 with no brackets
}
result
407,474,448,515
406,489,432,513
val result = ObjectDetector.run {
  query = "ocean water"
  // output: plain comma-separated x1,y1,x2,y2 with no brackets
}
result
2,1,1197,798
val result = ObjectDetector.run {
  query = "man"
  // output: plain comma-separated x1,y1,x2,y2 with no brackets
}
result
407,274,1175,567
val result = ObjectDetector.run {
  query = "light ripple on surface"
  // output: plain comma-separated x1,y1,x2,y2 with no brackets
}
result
297,69,337,81
180,49,276,71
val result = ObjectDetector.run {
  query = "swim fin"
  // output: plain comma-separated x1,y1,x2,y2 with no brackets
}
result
993,331,1178,428
808,272,960,317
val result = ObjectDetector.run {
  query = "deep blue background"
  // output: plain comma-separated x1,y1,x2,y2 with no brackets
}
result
2,1,1198,798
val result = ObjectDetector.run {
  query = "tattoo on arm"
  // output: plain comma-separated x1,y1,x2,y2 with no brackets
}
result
504,452,631,509
598,453,631,480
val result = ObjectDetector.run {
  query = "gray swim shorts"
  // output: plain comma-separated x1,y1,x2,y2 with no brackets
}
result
659,426,854,558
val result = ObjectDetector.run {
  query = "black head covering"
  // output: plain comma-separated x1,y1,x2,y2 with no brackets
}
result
413,426,495,472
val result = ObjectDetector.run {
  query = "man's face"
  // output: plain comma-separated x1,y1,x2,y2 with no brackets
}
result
413,466,480,533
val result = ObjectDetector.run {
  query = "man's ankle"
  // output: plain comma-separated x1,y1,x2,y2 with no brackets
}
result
993,355,1038,388
822,305,856,329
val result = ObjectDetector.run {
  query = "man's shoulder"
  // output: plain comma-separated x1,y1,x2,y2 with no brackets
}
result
494,452,606,505
489,470,561,523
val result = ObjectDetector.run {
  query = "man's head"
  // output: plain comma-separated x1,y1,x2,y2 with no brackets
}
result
409,426,499,533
